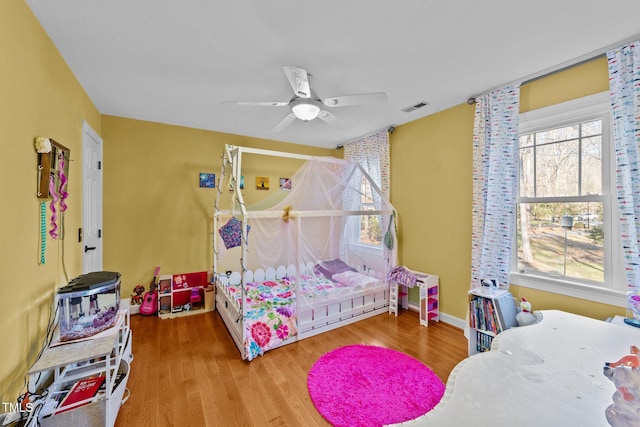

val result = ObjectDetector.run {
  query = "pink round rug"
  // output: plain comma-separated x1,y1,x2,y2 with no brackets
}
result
307,345,445,427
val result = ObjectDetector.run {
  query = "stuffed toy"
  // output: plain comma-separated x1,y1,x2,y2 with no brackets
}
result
603,346,640,427
131,285,145,305
516,297,537,326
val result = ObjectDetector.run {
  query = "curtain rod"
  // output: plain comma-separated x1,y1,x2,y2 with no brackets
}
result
466,54,604,105
466,33,640,105
336,125,395,150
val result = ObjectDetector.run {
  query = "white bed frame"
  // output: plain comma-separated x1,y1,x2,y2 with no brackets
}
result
215,263,390,358
213,145,395,359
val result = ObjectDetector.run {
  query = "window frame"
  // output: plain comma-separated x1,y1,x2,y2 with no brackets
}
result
350,176,384,249
510,91,626,307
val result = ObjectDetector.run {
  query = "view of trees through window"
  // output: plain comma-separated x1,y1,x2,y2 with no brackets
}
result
359,178,382,246
517,120,604,283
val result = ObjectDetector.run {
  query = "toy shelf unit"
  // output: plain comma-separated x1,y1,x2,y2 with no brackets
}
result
157,271,214,319
389,268,439,327
419,274,439,327
468,288,518,355
28,304,132,427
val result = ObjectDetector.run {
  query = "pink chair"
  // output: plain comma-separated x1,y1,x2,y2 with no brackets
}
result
190,287,202,307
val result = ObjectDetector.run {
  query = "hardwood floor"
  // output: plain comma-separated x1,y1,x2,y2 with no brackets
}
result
116,309,468,427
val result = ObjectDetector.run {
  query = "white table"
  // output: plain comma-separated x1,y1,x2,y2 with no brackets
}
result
395,310,640,427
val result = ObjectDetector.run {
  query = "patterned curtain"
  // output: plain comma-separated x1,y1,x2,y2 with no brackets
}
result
607,41,640,291
344,129,390,197
470,85,520,289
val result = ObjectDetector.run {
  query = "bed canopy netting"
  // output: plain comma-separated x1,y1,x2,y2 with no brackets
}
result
213,145,397,360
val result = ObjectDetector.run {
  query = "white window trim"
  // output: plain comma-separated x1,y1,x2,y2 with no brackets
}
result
350,178,384,248
512,91,627,307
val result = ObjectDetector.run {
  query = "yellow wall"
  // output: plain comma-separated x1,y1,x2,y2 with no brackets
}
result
0,0,102,401
0,1,332,402
1,0,625,405
391,104,474,321
102,116,333,298
392,55,625,320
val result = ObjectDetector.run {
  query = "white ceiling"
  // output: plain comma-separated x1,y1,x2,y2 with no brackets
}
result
25,0,640,149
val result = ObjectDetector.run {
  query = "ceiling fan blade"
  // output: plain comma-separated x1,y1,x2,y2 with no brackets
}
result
323,92,388,107
282,65,311,98
221,100,289,107
317,110,351,130
272,113,297,132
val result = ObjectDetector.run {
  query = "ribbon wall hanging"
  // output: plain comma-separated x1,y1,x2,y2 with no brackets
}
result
35,137,70,263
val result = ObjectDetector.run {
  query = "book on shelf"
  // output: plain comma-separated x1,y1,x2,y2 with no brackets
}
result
493,292,518,331
469,290,517,334
55,375,105,414
470,296,499,333
476,330,494,352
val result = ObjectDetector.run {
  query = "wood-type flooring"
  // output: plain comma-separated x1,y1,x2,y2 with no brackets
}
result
116,308,468,427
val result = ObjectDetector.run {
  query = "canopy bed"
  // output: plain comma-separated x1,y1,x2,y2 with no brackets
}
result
213,145,397,360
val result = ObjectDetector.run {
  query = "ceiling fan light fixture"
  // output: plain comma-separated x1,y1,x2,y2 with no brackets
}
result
290,98,322,121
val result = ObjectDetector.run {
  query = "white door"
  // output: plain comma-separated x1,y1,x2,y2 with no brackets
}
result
82,121,103,273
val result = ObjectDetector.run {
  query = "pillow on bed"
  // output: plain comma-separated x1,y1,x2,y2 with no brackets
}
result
313,259,356,280
331,270,379,287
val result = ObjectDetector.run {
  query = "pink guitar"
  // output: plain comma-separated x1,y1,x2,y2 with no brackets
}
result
140,266,160,315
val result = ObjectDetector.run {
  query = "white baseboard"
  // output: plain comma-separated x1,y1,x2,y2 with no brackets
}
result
439,312,466,329
124,298,140,315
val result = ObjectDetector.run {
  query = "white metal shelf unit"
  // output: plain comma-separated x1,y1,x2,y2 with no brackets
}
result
28,305,132,427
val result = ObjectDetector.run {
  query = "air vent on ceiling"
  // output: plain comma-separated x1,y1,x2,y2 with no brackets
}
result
401,101,430,113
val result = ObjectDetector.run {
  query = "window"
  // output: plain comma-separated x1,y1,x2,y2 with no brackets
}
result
358,177,382,246
518,120,604,281
511,92,625,306
343,132,390,250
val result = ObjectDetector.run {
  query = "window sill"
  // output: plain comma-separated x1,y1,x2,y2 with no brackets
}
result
348,242,383,253
510,272,626,308
347,243,384,273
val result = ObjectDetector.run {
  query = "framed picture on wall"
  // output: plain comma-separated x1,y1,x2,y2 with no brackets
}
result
199,173,215,188
279,178,291,190
256,176,269,190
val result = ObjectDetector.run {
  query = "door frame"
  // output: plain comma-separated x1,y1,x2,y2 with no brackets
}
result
82,120,104,273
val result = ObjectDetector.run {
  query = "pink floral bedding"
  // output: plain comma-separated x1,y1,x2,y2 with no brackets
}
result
242,277,297,360
222,273,353,360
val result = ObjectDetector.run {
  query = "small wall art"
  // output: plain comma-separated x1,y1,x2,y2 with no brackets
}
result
280,178,291,190
199,173,216,188
256,176,269,190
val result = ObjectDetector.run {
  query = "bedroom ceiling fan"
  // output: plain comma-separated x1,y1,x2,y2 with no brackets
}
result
222,65,388,132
